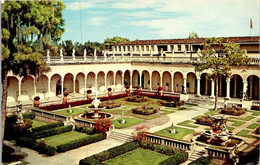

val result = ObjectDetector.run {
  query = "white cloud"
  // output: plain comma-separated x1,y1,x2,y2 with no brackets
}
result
111,0,160,9
66,2,94,10
89,17,108,25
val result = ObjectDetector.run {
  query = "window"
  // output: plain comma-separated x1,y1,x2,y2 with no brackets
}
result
151,45,154,51
141,46,144,51
127,46,130,51
136,46,139,51
119,46,121,51
185,45,189,51
146,46,149,51
178,45,181,51
171,45,174,51
122,46,125,51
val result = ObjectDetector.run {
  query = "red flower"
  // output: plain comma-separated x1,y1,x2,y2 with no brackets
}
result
94,118,112,133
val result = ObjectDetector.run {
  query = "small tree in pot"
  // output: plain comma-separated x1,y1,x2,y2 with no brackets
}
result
125,85,130,94
63,92,69,103
157,86,163,96
107,87,112,96
33,96,40,107
136,85,141,94
86,90,92,99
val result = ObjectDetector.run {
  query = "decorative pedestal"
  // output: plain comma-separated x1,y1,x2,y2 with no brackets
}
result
241,100,252,109
180,94,189,102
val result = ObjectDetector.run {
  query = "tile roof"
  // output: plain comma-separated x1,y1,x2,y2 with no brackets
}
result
116,36,259,45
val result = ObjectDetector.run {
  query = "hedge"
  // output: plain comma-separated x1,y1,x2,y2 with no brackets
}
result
79,142,139,165
140,142,179,156
16,137,56,156
187,156,211,165
23,112,35,120
158,151,188,165
31,125,73,139
31,122,64,133
140,93,179,101
75,126,96,135
220,107,247,116
4,119,32,140
6,112,35,123
56,133,106,152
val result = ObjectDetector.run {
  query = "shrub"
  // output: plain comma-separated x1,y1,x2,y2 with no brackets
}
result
107,87,112,91
251,105,260,110
141,142,179,156
31,122,64,133
23,112,35,120
4,119,32,140
34,96,40,101
56,133,106,152
41,144,56,156
188,156,211,165
125,85,129,89
64,92,69,96
94,118,112,133
159,151,188,165
196,116,212,126
32,125,73,139
220,107,246,116
131,106,159,115
75,126,96,135
87,90,92,94
140,93,179,101
131,126,148,143
126,95,148,102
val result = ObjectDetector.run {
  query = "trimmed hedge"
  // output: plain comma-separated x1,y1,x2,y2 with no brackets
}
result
220,107,247,116
141,142,179,156
75,126,96,135
196,116,212,126
188,156,211,165
158,151,188,165
56,133,106,152
23,112,35,120
31,122,64,133
16,137,56,156
79,142,139,165
131,107,159,115
140,93,179,101
31,125,73,139
4,119,32,140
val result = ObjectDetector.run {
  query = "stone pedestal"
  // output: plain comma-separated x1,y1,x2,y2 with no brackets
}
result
241,100,252,109
180,94,189,102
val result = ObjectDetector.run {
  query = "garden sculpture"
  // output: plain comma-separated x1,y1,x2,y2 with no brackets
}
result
16,101,24,124
171,122,176,134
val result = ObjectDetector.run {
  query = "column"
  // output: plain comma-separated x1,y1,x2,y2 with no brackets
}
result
150,75,152,91
225,77,230,100
205,78,208,95
219,76,222,96
104,74,107,91
138,73,141,86
47,79,51,99
34,78,37,96
73,77,76,94
242,81,248,99
18,79,22,101
61,78,64,96
95,75,98,91
84,76,87,96
122,74,124,87
183,78,187,93
196,78,201,96
210,80,215,98
160,73,163,87
113,75,116,91
233,75,237,97
171,76,174,93
249,76,253,99
130,73,133,90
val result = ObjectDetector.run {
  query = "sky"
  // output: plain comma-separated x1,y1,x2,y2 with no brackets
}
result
61,0,259,43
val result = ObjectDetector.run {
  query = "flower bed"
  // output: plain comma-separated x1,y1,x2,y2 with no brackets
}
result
132,105,159,115
100,100,121,109
126,95,148,102
140,93,179,101
220,107,247,116
159,100,184,107
195,116,212,126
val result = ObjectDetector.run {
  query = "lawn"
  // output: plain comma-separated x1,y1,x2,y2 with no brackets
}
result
248,110,260,116
154,126,195,140
160,109,176,115
205,109,221,116
247,123,259,129
32,120,47,128
192,115,203,120
104,148,169,165
37,131,89,147
102,108,123,113
54,108,87,116
228,119,245,127
177,120,199,128
230,116,255,121
112,117,144,129
236,129,259,139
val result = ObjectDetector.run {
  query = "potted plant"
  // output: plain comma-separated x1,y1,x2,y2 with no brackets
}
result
125,85,130,94
63,92,69,103
158,86,163,96
136,85,141,94
87,89,92,99
33,96,40,107
107,87,112,96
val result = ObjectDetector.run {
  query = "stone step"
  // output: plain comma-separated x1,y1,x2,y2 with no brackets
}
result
108,131,133,143
189,150,206,161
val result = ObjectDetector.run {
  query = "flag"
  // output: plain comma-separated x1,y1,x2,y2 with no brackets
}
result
250,19,253,29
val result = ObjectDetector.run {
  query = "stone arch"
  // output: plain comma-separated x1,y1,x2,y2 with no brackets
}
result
50,74,62,96
124,70,131,86
152,71,160,90
86,72,96,92
76,72,85,94
217,75,227,97
36,74,48,99
186,72,196,94
97,71,105,92
64,73,74,93
132,70,140,87
106,71,114,89
200,73,211,95
162,71,172,91
230,74,243,98
174,72,184,93
141,70,150,89
7,76,19,103
115,70,123,90
21,76,34,101
247,75,259,100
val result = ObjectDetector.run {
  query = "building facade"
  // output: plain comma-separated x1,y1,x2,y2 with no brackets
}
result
6,36,259,106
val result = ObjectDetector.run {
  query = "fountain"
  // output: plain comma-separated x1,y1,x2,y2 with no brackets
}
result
193,115,243,147
80,91,113,120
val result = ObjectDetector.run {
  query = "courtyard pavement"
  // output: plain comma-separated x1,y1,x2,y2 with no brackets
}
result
4,95,259,165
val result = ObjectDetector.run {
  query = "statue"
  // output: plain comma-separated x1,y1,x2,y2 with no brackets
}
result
170,122,175,134
72,48,75,56
47,49,50,57
16,101,24,124
83,49,87,57
224,99,228,108
92,91,101,109
181,85,185,94
121,112,125,124
60,48,63,56
243,92,248,101
94,49,97,56
68,104,72,113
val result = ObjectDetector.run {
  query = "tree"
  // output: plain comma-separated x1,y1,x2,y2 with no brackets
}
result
1,1,65,154
102,36,130,49
188,31,199,39
192,37,251,110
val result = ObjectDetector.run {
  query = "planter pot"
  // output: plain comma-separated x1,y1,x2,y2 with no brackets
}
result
126,89,130,94
137,88,141,94
158,90,163,96
87,94,92,99
33,100,40,107
108,91,112,96
63,96,68,103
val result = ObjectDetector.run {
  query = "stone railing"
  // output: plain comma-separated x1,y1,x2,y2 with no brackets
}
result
145,133,194,151
252,101,260,107
205,147,237,161
74,118,95,128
